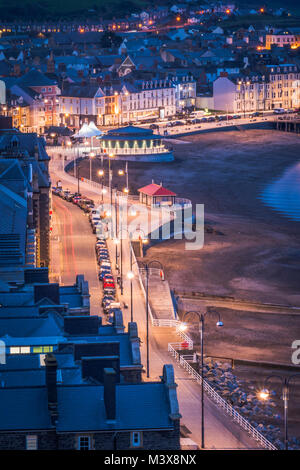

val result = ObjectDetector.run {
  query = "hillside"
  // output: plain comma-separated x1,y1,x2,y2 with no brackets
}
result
0,0,149,20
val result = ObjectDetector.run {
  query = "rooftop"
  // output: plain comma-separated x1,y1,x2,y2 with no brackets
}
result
138,183,177,197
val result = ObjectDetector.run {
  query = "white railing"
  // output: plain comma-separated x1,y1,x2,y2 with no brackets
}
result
168,343,277,451
101,146,170,155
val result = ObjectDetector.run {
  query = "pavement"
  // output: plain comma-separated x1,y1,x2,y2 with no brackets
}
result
49,154,263,450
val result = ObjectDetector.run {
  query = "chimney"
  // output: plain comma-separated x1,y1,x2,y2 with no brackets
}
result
104,368,117,421
45,353,58,425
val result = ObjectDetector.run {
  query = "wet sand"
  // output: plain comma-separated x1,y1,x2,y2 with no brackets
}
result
73,128,300,443
78,129,300,305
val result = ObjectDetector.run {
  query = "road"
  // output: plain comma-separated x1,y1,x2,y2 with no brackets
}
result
49,157,263,450
51,193,100,315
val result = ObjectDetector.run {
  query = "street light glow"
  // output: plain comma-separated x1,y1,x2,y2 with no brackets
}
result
258,389,269,400
178,323,188,332
98,169,104,176
127,271,134,279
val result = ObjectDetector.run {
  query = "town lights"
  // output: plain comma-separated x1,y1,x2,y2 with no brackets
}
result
127,271,134,280
98,169,104,176
123,187,129,194
176,16,181,22
101,188,107,194
118,169,124,176
66,141,72,146
113,238,120,245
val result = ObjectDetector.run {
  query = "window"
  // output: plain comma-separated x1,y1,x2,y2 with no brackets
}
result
26,435,38,450
32,346,53,354
78,436,90,450
10,346,30,354
131,431,142,448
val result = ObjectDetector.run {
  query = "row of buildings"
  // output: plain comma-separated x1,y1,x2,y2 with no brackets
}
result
1,64,299,134
0,15,299,132
0,131,181,450
0,128,51,271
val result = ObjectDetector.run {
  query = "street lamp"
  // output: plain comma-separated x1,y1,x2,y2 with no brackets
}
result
98,169,105,201
89,151,95,181
259,374,300,450
108,153,115,208
180,309,223,449
140,259,164,378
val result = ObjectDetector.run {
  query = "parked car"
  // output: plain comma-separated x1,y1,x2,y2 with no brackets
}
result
104,286,116,295
105,302,121,314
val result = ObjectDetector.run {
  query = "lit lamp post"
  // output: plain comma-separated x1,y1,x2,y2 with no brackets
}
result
127,231,148,323
98,168,105,202
89,151,95,181
259,374,300,450
179,309,223,449
108,152,115,208
140,259,163,379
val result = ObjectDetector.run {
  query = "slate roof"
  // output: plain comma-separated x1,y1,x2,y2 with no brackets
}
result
61,84,101,98
16,68,56,87
0,382,173,432
102,126,161,141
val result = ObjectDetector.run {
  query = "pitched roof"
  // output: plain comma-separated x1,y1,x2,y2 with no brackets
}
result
17,68,56,87
138,183,176,197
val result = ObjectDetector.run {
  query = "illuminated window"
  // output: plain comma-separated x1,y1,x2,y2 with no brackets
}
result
10,347,20,354
32,346,53,354
10,346,30,354
20,347,30,354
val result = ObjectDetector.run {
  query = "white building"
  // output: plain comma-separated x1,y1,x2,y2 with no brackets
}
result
212,65,300,114
119,79,176,123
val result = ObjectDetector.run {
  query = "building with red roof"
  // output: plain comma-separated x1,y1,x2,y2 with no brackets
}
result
138,181,177,207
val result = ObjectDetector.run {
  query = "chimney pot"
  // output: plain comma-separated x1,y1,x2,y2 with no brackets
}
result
104,368,117,421
45,353,58,424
